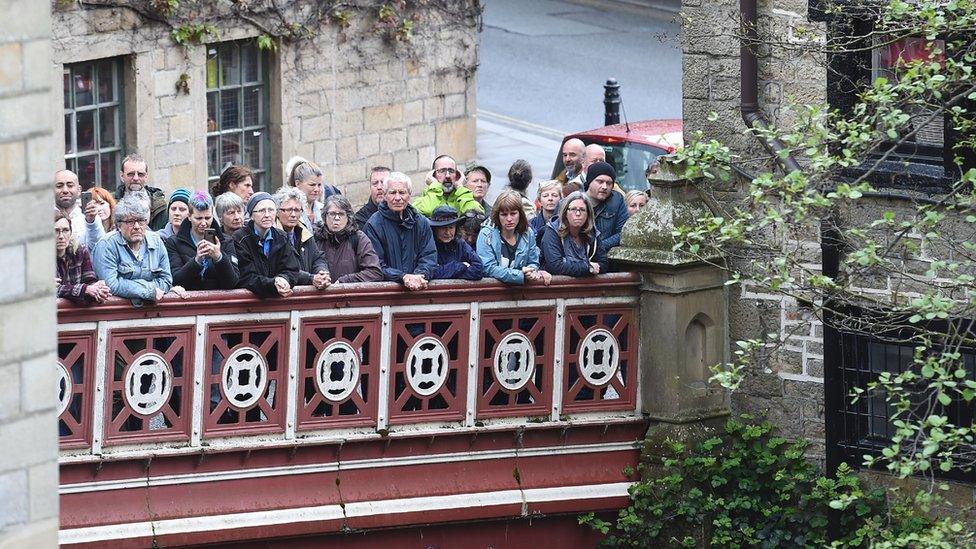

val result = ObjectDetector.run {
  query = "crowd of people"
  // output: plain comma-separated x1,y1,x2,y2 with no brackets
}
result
55,142,651,306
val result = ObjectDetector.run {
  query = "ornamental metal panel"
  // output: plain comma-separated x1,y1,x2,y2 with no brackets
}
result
103,327,194,446
477,308,555,419
388,312,468,425
58,331,96,450
562,307,637,413
298,316,381,431
204,322,288,437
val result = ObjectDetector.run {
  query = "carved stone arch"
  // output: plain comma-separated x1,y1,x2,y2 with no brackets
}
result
683,313,717,396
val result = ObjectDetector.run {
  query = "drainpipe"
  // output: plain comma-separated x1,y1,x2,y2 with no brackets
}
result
740,0,802,173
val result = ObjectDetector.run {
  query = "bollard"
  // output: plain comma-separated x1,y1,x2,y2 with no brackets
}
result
604,78,621,126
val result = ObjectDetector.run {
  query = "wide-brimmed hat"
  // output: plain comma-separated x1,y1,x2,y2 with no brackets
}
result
429,205,460,227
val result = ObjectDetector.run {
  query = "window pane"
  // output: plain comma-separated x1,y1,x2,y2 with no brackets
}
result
207,91,218,132
221,90,240,129
63,70,72,109
872,37,945,147
253,171,264,191
220,133,241,167
99,106,117,148
73,64,94,107
206,50,219,89
219,45,240,87
243,130,262,169
64,114,74,155
101,152,119,191
207,135,220,177
76,110,96,152
77,155,97,188
242,86,261,127
242,42,259,84
96,61,115,103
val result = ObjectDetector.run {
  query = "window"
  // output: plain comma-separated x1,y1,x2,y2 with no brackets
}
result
63,58,124,192
813,3,975,191
206,40,271,191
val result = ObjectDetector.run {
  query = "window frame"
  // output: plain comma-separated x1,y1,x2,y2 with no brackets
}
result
63,57,126,192
205,39,271,192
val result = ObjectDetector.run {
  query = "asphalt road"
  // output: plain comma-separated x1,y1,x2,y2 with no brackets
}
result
477,0,683,136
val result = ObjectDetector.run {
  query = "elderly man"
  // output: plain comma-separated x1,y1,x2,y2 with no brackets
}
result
55,169,105,250
584,162,629,250
165,191,239,291
363,172,437,291
412,155,484,217
92,195,173,306
353,166,390,228
556,138,585,185
113,153,168,230
565,143,607,195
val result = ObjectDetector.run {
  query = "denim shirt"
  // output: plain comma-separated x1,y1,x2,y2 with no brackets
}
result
476,225,540,285
92,229,173,306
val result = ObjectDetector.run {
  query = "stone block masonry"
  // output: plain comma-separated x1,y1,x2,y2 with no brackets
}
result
51,4,479,206
0,0,59,546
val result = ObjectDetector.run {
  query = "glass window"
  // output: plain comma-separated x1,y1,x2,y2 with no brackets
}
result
63,58,124,192
207,40,270,190
872,37,946,153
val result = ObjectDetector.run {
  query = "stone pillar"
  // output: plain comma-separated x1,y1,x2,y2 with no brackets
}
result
0,1,59,547
609,160,728,423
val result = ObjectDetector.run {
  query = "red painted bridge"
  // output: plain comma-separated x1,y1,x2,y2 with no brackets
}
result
56,274,646,547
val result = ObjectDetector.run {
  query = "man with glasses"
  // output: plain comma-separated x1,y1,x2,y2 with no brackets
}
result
412,155,484,218
113,153,168,230
232,192,301,298
92,195,173,306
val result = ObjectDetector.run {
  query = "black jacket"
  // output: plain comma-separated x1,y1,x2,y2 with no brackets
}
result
353,199,379,229
232,221,300,297
164,220,240,290
282,223,328,286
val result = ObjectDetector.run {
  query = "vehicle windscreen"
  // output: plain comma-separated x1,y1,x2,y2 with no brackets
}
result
551,140,664,192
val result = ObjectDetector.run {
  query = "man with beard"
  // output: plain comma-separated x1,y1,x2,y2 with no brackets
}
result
54,169,105,249
353,165,390,227
565,143,607,195
584,162,629,250
363,172,437,291
412,155,484,217
556,138,585,185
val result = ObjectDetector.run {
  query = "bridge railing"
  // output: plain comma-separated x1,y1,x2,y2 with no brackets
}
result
56,273,642,461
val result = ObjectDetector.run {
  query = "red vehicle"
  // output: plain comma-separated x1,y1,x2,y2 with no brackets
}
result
551,119,683,192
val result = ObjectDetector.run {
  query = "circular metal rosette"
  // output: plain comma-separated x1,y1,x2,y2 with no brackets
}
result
578,329,620,387
57,361,72,417
123,352,173,416
405,336,449,397
315,341,360,403
493,332,535,391
221,346,269,410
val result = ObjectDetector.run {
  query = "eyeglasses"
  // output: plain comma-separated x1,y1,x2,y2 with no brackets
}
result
434,168,457,175
567,207,587,214
124,171,147,178
252,207,276,215
279,208,302,214
119,218,147,226
326,211,347,219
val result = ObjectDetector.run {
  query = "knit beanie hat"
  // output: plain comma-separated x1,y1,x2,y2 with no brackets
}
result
585,162,616,188
246,192,274,215
169,187,192,206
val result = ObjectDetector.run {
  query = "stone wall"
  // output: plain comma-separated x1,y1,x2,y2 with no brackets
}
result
51,3,479,204
0,1,59,547
681,0,829,460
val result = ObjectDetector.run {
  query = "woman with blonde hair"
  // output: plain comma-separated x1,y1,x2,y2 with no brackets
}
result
285,156,341,228
476,190,551,285
625,189,648,216
540,191,607,277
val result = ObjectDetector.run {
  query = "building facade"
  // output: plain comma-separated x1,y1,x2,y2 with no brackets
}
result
52,2,479,202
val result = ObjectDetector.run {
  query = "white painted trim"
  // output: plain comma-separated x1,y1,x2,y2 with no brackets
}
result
59,322,97,332
90,321,108,455
389,303,471,313
285,310,300,439
465,302,479,427
59,482,633,544
199,311,292,324
376,305,392,431
551,298,566,421
478,299,559,310
563,296,637,307
60,441,639,494
99,316,197,329
778,372,824,383
293,306,381,319
190,316,206,447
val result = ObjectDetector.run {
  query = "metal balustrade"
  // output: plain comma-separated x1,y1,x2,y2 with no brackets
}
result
57,274,642,460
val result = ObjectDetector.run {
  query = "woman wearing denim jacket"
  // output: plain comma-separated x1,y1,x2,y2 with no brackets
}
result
92,195,173,306
476,190,552,286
